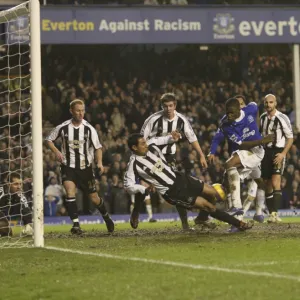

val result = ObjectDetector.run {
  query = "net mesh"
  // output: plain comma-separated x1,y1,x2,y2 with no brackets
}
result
0,2,33,248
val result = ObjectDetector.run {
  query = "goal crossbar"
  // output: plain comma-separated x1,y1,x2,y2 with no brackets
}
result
0,3,29,23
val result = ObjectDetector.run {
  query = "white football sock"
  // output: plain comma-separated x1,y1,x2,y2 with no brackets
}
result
243,180,257,214
227,193,232,209
130,204,134,214
130,194,135,213
256,189,265,215
243,197,253,214
227,167,242,209
146,204,153,220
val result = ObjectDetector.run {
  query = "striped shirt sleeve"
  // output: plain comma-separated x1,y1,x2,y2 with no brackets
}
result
146,135,174,146
140,113,160,139
90,127,102,149
279,114,293,139
180,115,197,143
124,157,147,195
45,125,62,142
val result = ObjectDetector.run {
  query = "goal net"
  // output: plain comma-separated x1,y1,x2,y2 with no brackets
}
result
0,0,43,248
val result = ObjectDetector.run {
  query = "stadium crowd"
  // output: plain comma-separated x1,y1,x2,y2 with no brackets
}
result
36,45,299,216
0,44,298,216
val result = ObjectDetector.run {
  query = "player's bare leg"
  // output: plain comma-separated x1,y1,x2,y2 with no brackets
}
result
193,189,253,232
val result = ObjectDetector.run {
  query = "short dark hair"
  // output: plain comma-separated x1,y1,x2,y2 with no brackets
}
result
225,97,240,109
7,172,21,183
160,93,176,105
234,95,247,104
127,133,143,151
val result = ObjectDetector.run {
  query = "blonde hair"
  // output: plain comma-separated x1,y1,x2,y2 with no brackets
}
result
70,99,84,109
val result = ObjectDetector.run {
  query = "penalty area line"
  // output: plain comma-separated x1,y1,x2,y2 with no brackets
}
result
45,246,300,282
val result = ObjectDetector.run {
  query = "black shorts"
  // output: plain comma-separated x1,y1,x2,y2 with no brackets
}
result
162,172,204,209
261,148,285,179
61,165,96,194
164,154,176,165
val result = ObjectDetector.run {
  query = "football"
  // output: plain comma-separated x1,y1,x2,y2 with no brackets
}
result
212,183,227,202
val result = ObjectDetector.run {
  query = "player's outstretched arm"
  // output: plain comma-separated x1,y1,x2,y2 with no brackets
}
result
238,134,275,150
208,129,225,164
124,158,147,195
147,133,179,146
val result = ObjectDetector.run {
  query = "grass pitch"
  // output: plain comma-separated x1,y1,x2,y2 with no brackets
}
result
1,218,300,300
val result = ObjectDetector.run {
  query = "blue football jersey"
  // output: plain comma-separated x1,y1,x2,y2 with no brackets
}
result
218,102,262,153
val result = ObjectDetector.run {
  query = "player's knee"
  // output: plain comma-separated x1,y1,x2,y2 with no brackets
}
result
203,201,216,212
65,189,76,198
202,184,218,202
271,176,281,190
194,196,216,211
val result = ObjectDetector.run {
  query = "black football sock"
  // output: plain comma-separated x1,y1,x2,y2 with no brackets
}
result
196,210,210,221
176,205,188,226
273,190,282,213
265,193,274,214
96,198,110,219
209,209,241,227
132,193,144,214
65,197,79,226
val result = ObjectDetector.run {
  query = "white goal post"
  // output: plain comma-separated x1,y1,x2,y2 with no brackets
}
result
0,0,43,247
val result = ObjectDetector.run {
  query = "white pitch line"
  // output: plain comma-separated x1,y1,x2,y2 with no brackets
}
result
45,246,300,282
233,261,300,267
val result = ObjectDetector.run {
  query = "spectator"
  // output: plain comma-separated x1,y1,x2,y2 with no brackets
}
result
170,0,188,4
44,176,66,216
144,0,159,4
3,44,299,216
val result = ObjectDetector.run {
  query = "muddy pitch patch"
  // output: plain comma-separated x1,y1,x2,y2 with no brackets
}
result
45,222,300,240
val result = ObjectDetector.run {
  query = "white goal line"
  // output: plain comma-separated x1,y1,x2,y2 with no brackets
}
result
45,246,300,283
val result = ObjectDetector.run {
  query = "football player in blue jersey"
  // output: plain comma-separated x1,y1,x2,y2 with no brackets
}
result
197,97,273,231
221,98,273,223
209,95,266,223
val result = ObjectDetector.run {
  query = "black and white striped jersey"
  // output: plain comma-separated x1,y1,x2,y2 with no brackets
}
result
140,110,197,155
46,119,102,169
124,137,177,195
260,110,293,148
